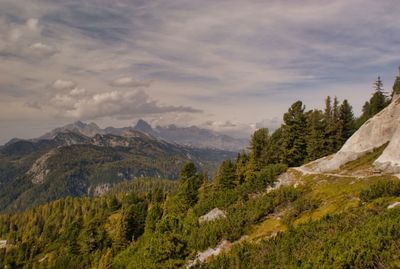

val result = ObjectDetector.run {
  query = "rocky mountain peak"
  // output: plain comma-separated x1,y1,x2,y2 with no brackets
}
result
134,119,154,133
73,120,86,128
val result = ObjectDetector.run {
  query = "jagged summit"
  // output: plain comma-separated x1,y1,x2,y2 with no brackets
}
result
134,119,154,134
310,96,400,174
39,121,104,139
14,119,248,152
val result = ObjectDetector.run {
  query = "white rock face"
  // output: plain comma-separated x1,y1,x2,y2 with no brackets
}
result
199,208,226,223
314,97,400,173
374,123,400,173
27,149,56,184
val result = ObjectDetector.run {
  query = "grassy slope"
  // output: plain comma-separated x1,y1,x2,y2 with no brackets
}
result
224,147,399,255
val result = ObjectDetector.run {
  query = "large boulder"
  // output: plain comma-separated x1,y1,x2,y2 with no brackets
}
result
313,97,400,173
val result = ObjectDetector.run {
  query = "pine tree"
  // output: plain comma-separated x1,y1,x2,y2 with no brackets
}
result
339,99,355,145
177,162,200,208
356,76,389,127
369,76,388,115
392,67,400,98
267,127,284,164
248,128,270,171
214,160,237,190
322,96,333,155
306,110,325,161
179,162,197,183
235,152,249,184
324,96,332,125
108,195,120,212
331,97,342,152
144,202,163,233
281,101,307,166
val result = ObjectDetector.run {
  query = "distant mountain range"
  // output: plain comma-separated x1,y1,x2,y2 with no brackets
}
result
133,119,249,151
0,123,236,212
36,120,249,151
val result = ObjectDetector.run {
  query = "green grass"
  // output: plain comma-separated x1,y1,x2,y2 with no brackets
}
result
246,217,286,241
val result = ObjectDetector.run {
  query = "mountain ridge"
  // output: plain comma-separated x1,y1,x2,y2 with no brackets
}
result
16,119,249,152
0,127,236,212
133,119,249,151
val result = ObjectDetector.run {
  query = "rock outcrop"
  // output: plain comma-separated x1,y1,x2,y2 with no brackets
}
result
187,240,231,268
313,97,400,174
199,208,227,223
27,149,56,184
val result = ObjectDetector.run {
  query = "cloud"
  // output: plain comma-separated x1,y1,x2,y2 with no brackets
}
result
29,42,58,57
0,17,58,60
200,120,255,138
60,89,201,120
52,79,76,90
110,76,151,88
1,0,400,144
255,117,282,131
36,79,202,120
26,18,39,31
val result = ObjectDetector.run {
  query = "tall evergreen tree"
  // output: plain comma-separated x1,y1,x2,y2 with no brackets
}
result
235,152,249,184
331,97,342,152
392,66,400,98
179,162,197,183
339,99,355,144
267,127,284,164
306,110,325,161
177,162,200,208
214,159,237,190
281,101,307,167
322,96,333,155
248,128,270,171
369,76,388,115
356,76,389,128
144,202,163,233
324,96,332,125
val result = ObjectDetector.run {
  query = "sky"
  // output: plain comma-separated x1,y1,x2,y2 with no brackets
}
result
1,0,400,144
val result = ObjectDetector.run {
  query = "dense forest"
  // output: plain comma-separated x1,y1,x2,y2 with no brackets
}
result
0,74,399,268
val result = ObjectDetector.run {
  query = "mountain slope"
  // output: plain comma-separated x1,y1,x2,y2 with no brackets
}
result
3,96,400,268
0,131,235,212
2,150,400,268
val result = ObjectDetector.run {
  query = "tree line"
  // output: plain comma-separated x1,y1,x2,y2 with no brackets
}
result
0,72,399,268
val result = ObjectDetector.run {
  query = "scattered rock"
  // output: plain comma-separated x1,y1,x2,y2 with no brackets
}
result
89,183,111,196
199,208,226,223
187,240,231,268
0,240,7,249
387,201,400,209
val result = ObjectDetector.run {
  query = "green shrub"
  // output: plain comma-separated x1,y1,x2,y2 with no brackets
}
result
360,179,400,202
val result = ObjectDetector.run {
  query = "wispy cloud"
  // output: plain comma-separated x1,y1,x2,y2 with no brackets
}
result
0,0,400,143
110,76,151,88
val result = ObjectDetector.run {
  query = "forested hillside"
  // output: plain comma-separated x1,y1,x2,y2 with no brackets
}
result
0,131,235,213
0,75,399,268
